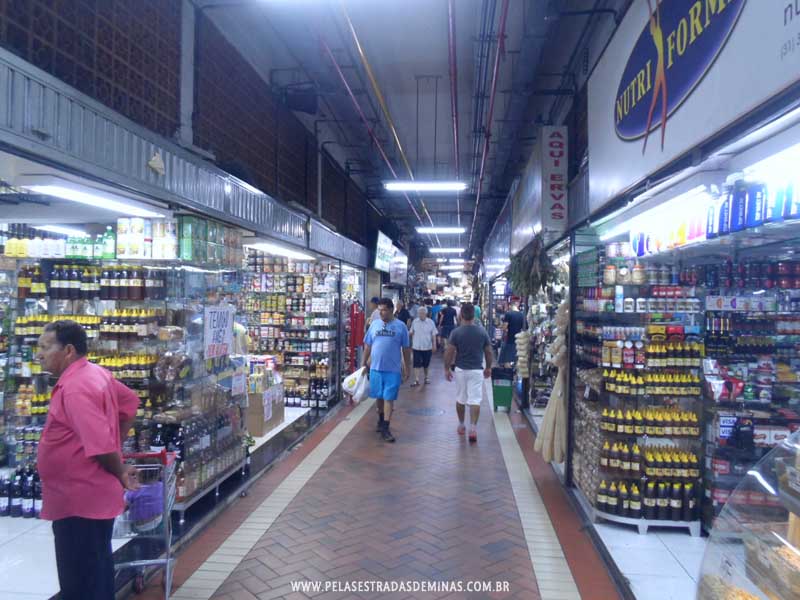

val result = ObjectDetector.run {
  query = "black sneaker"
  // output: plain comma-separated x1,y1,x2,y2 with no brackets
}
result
381,426,396,443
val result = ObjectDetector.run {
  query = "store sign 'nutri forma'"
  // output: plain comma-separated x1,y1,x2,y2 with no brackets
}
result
614,0,746,149
588,0,800,214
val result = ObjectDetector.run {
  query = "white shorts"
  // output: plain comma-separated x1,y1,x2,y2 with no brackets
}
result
455,367,484,406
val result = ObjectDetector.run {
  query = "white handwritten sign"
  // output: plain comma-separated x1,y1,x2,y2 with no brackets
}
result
204,306,234,359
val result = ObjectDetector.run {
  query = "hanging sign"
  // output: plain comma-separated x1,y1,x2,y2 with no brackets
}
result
204,305,234,359
542,126,568,230
589,0,800,213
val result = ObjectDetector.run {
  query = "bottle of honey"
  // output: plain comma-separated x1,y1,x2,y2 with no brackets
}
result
670,483,683,521
634,410,645,435
596,481,608,513
606,483,619,515
600,441,610,468
631,444,641,476
620,444,631,474
629,484,642,519
609,443,621,471
619,483,630,517
616,409,625,433
644,482,657,519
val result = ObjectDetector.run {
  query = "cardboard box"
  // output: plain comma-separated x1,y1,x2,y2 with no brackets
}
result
245,386,285,437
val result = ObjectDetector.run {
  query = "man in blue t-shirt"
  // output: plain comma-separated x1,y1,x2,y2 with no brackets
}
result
363,298,411,443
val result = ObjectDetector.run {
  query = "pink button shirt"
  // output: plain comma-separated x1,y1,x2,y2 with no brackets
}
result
38,358,140,521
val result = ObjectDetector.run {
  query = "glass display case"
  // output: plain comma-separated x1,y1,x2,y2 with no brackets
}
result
0,219,248,518
340,265,365,378
697,430,800,600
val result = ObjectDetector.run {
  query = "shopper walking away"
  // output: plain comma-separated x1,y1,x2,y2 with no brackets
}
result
395,300,412,328
439,299,458,345
444,303,493,443
366,296,381,330
363,298,411,442
35,320,140,600
409,306,437,387
500,302,525,366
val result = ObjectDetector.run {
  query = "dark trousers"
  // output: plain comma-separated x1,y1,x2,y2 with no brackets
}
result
53,516,116,600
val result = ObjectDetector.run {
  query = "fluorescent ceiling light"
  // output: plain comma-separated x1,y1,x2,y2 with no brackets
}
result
448,272,465,278
600,185,710,241
448,258,465,263
33,225,87,237
25,184,165,218
245,242,314,261
436,258,447,263
429,248,464,254
384,181,467,192
440,265,465,271
416,226,466,234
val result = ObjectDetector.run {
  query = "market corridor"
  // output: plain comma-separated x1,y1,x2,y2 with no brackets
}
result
146,356,618,600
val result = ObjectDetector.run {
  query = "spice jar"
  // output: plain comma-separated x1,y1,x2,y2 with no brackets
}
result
617,266,632,284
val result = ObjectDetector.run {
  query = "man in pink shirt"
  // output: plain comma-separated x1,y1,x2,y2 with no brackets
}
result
36,320,140,600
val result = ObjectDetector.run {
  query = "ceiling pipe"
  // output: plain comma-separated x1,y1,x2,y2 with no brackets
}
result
469,0,511,247
319,35,425,226
469,0,496,192
338,3,440,245
447,0,461,237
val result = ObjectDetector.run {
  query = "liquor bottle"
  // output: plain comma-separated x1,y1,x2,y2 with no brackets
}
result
80,268,92,300
0,476,10,516
49,264,62,300
21,470,34,518
150,423,166,452
9,470,22,517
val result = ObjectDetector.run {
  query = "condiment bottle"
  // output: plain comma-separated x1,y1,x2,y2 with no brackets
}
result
656,483,670,520
600,441,610,468
670,483,683,521
606,483,619,515
619,483,630,517
629,484,642,519
596,481,608,513
644,482,657,520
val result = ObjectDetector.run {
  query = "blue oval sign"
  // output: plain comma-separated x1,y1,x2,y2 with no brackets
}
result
614,0,746,148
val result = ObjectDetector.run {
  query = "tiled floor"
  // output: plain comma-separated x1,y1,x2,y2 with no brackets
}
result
150,356,620,600
0,516,129,600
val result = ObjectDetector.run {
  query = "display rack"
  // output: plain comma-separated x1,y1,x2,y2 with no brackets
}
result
241,250,339,411
571,246,704,533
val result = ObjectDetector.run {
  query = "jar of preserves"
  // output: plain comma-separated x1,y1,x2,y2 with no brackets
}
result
603,265,617,285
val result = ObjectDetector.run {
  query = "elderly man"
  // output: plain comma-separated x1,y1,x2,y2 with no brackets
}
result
409,306,437,386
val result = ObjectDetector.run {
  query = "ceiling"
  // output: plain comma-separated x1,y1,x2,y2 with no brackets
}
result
192,0,626,260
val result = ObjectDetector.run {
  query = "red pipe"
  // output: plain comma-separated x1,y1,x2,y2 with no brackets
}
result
319,35,424,224
448,0,460,227
469,0,510,246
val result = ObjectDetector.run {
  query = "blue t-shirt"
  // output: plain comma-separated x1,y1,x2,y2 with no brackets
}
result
430,305,443,323
365,318,410,373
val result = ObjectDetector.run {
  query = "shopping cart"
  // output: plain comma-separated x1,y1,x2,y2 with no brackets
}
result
113,450,177,597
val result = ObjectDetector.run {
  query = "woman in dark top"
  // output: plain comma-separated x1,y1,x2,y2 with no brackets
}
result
395,300,412,328
439,300,458,343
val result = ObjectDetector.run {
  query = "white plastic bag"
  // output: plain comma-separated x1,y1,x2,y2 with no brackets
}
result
343,367,369,403
352,370,370,403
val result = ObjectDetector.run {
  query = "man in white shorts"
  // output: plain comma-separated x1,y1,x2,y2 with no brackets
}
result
444,303,493,443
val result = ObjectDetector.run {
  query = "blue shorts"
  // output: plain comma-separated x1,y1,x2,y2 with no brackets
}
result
369,370,402,401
